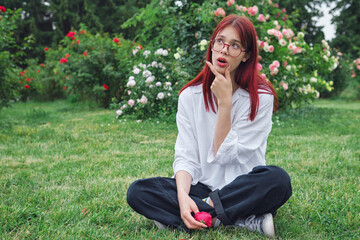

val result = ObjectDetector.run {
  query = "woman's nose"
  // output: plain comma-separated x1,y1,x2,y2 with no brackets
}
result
220,44,229,55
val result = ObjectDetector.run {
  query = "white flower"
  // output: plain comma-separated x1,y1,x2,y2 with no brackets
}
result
138,63,147,69
323,55,329,62
286,65,292,71
165,82,172,86
174,52,181,59
267,29,275,35
143,50,151,58
145,76,155,84
155,48,163,55
155,82,162,87
132,49,139,56
167,93,171,97
162,49,169,56
175,0,183,7
158,63,163,68
151,61,158,67
127,80,136,87
133,68,140,75
310,77,317,83
129,76,135,81
157,92,165,99
279,39,287,46
116,110,122,116
142,70,152,78
198,39,208,51
297,32,305,38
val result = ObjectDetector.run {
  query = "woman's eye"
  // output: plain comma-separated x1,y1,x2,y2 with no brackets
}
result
216,39,223,44
232,43,241,49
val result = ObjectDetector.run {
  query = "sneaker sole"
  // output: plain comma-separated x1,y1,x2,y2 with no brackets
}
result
262,213,275,238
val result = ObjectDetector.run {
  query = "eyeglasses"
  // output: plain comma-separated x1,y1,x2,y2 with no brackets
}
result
211,38,247,57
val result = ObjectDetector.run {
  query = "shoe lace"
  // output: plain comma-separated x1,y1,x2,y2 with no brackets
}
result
243,215,263,233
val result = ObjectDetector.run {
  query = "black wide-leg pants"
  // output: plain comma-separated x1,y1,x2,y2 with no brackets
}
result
127,165,292,230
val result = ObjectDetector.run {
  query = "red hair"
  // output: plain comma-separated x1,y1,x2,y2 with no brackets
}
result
179,15,278,121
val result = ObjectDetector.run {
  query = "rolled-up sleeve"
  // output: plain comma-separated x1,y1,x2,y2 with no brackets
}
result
207,94,274,165
173,90,202,185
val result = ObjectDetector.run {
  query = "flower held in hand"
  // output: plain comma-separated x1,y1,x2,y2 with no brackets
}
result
194,212,212,228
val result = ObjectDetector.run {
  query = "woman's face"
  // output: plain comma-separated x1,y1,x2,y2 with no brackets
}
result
211,26,249,77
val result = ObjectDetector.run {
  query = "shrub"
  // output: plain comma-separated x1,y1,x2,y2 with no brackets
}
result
0,8,21,108
121,0,339,117
113,45,189,119
24,24,133,106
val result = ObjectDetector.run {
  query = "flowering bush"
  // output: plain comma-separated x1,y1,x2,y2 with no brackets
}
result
23,24,133,106
114,45,188,119
123,0,339,114
0,8,29,108
348,57,360,99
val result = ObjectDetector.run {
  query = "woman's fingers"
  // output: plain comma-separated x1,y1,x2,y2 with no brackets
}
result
206,61,220,77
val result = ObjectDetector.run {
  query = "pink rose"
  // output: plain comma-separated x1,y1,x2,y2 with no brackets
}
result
194,212,212,228
257,63,263,71
258,14,265,22
128,99,135,107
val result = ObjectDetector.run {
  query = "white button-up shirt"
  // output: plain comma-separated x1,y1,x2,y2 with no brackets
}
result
173,84,274,191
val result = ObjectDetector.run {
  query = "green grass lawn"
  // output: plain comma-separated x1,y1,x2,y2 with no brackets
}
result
0,99,359,239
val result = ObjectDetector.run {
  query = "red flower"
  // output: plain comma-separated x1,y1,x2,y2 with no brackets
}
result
138,44,143,50
67,32,76,38
40,63,45,68
82,208,87,214
44,47,48,51
20,72,24,76
26,78,31,82
83,51,88,56
77,40,80,44
194,212,212,228
63,86,67,90
72,37,76,40
60,58,68,64
37,70,40,73
80,30,87,34
0,6,6,12
113,37,119,43
103,84,109,90
24,85,30,89
65,53,70,58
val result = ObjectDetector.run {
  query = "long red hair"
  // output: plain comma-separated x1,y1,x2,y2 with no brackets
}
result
179,15,278,121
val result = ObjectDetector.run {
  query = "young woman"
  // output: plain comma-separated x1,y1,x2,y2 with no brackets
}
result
127,15,292,238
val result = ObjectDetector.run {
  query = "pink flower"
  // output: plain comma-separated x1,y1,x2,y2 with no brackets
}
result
257,63,263,71
282,8,286,13
258,14,265,22
65,53,70,58
83,51,88,56
128,99,135,107
77,40,80,44
273,60,280,68
82,208,87,214
280,81,288,90
226,0,235,6
140,95,148,104
194,212,212,228
283,61,288,67
268,45,274,52
247,6,258,16
261,73,267,79
214,7,226,17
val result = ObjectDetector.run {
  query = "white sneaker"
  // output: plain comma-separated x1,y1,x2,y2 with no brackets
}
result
154,220,167,230
235,213,275,238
